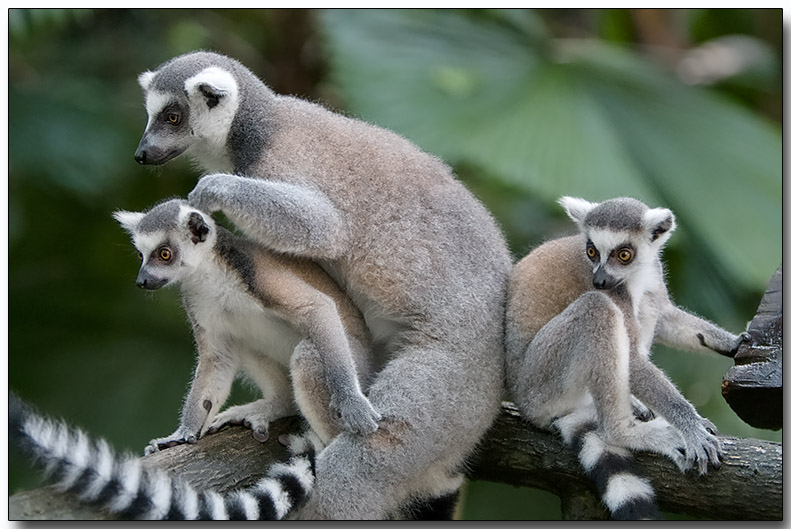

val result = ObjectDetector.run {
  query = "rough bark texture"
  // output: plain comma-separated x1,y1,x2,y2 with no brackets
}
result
722,267,782,430
9,405,781,520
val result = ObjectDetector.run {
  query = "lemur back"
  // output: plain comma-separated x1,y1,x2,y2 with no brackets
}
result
506,196,749,520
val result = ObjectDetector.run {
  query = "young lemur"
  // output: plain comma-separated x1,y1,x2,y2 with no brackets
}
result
113,198,378,452
505,196,750,520
131,51,512,519
10,196,379,520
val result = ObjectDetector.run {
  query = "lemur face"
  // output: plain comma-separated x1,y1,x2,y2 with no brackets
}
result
135,64,239,167
559,196,676,291
114,200,214,291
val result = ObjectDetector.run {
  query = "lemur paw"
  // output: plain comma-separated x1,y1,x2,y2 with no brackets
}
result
630,396,655,422
187,173,234,213
205,401,274,443
330,391,382,435
144,430,198,455
681,420,722,475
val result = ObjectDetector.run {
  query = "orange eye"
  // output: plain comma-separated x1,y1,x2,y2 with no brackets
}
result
166,113,181,125
159,248,172,261
137,251,143,261
617,248,633,263
586,245,597,259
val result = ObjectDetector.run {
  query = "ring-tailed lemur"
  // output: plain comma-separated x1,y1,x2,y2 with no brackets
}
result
9,391,317,520
505,196,750,520
133,51,511,519
114,198,378,452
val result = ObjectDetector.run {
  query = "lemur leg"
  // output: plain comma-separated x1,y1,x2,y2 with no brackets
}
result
654,304,750,357
187,173,348,259
517,292,686,468
145,330,237,455
295,344,499,520
289,297,381,437
629,355,721,474
206,355,295,442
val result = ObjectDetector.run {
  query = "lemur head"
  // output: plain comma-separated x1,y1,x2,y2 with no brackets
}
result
134,51,246,168
560,196,676,291
114,199,216,291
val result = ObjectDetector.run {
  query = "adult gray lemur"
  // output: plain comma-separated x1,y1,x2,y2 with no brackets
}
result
133,51,511,519
505,196,750,520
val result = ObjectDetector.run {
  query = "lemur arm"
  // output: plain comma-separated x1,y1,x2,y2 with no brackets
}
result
187,173,348,259
629,354,721,474
654,303,750,357
145,324,238,454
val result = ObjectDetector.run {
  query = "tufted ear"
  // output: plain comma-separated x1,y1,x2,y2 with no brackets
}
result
138,70,156,91
113,210,145,234
185,211,211,244
558,196,597,227
644,207,676,243
184,66,238,109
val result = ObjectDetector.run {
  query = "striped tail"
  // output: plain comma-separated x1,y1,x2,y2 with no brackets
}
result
555,417,661,520
10,393,314,520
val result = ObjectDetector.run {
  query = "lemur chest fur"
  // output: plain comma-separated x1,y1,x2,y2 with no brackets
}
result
183,260,302,367
610,283,662,358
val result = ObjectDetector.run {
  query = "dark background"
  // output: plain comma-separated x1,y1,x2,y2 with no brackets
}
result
8,9,782,519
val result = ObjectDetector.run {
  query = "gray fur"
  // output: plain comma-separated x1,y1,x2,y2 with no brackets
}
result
135,50,511,519
505,196,750,520
114,198,379,449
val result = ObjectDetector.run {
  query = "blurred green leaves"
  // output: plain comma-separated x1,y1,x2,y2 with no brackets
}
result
319,9,781,294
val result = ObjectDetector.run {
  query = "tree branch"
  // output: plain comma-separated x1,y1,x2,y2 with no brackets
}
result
9,405,781,520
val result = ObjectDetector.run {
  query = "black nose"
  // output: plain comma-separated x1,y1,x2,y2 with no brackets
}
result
134,150,147,164
593,278,608,290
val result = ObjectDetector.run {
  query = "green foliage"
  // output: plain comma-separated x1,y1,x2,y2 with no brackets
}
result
318,9,780,298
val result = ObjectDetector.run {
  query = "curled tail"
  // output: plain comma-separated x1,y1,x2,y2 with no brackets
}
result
10,393,314,520
554,417,660,520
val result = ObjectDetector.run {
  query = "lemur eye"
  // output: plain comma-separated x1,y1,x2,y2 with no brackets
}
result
617,248,633,263
159,248,172,261
166,112,181,125
586,245,597,259
137,251,143,261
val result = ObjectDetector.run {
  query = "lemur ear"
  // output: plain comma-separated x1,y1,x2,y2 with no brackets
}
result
113,210,145,233
644,207,676,243
138,71,156,91
559,196,597,226
186,211,211,244
184,67,238,109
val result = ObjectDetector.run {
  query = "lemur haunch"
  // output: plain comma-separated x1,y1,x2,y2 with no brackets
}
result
505,196,750,520
113,198,378,452
134,51,511,519
9,392,316,520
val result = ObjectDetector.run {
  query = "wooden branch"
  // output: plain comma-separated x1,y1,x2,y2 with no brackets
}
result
9,405,781,520
722,267,782,430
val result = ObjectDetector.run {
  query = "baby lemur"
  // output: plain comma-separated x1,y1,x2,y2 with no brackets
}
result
505,196,750,520
9,197,376,520
114,198,379,451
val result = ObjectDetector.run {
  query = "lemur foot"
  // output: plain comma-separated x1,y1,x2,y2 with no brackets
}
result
205,400,280,443
144,428,198,455
330,391,382,435
680,418,722,475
